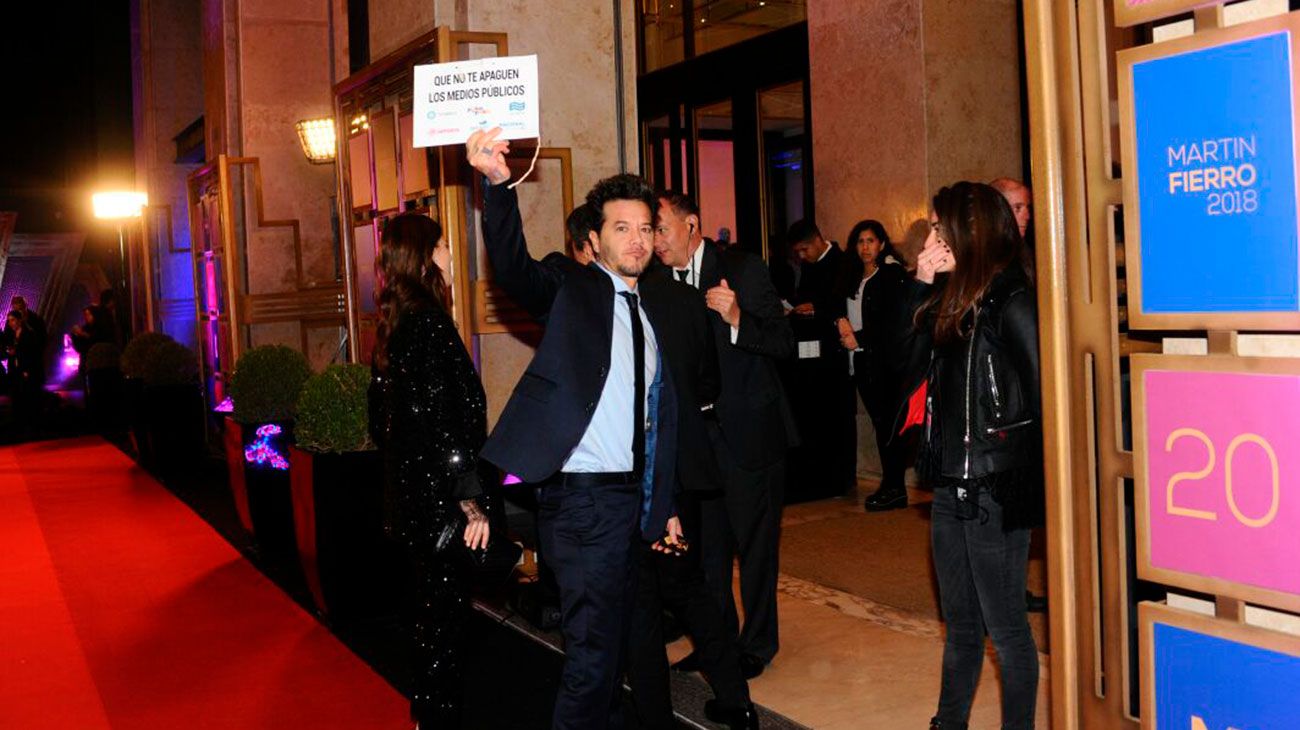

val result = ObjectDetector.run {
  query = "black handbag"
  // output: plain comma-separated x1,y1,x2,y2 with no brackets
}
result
434,513,522,586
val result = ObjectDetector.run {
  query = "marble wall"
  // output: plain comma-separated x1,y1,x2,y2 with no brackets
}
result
808,0,930,255
132,0,204,347
808,0,1022,263
198,0,341,368
458,0,641,424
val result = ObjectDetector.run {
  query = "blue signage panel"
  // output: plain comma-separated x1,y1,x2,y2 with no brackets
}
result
1153,622,1300,729
1133,31,1300,314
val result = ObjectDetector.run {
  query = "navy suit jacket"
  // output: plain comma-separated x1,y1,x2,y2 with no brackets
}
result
478,183,677,541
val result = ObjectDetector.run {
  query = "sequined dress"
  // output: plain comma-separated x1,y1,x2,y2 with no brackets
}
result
369,304,488,727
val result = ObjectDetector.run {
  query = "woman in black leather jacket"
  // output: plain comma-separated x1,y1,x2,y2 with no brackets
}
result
900,182,1041,730
368,213,490,729
832,220,912,512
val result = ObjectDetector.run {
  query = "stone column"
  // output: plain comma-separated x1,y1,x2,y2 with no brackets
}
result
808,0,1022,261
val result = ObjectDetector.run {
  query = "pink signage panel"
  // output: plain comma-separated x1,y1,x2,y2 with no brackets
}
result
1144,368,1300,597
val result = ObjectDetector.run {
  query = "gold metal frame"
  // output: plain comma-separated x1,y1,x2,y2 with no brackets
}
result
1118,12,1300,331
333,28,510,358
1114,0,1224,28
1138,601,1300,729
471,147,574,336
1029,3,1300,727
187,155,348,405
1131,352,1300,613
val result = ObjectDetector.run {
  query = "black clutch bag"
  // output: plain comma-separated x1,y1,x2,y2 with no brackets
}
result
434,513,522,586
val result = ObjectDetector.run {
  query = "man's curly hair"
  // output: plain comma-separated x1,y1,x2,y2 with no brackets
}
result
585,173,658,230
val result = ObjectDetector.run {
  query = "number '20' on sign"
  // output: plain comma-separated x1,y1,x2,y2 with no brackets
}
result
1134,356,1300,610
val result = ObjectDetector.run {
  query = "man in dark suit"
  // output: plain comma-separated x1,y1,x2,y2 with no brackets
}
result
785,220,859,501
653,192,797,679
469,129,686,730
626,261,759,729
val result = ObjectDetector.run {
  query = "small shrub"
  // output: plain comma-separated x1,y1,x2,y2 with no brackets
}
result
120,333,172,379
228,345,311,425
295,363,375,454
146,339,200,386
84,342,121,371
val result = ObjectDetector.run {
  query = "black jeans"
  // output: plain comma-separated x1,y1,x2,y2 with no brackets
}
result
931,484,1038,729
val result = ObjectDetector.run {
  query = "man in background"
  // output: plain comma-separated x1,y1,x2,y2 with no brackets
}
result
654,191,797,680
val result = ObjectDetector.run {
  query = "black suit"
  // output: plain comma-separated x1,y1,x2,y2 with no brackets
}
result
692,242,797,664
479,183,678,730
627,264,751,727
787,244,858,500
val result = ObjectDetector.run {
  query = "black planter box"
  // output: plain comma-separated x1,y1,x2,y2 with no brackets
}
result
290,446,402,621
223,417,296,554
123,377,151,464
85,367,124,434
144,383,204,475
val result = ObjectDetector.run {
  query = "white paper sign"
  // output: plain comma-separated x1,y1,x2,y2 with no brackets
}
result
412,55,540,148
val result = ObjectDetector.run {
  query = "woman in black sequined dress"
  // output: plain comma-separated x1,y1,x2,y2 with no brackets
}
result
369,213,489,729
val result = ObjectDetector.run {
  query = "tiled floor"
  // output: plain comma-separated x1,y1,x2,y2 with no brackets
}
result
666,480,1053,729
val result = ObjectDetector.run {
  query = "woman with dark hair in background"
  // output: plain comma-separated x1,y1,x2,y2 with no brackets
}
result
832,220,911,512
900,182,1042,730
368,212,490,729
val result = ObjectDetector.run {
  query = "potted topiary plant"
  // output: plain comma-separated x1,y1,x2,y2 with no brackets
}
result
120,332,173,463
289,363,396,620
224,344,311,553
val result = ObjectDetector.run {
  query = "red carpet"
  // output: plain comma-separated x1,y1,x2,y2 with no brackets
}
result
0,437,407,729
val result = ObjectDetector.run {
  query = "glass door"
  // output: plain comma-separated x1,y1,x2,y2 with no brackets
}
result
637,22,810,260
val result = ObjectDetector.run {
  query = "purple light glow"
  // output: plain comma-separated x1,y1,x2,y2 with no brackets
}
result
503,473,522,486
244,423,289,470
214,396,234,413
59,334,80,378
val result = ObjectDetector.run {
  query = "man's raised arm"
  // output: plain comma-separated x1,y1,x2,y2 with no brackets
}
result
468,128,562,320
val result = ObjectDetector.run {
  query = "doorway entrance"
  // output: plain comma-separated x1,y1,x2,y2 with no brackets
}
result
637,22,811,260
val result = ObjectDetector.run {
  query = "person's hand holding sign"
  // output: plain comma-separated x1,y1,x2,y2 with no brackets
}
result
466,127,511,185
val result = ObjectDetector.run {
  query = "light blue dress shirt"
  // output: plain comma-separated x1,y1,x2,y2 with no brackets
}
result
562,264,659,473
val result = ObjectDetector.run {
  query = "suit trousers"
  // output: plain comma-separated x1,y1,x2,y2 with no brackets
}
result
626,490,750,729
539,478,643,730
699,443,785,663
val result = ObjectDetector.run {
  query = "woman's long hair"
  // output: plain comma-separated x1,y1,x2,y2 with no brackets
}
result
922,182,1031,343
373,213,449,373
833,219,902,300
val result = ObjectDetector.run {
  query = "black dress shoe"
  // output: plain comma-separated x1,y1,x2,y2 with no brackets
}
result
671,651,701,672
704,700,760,729
928,718,967,730
865,488,908,512
739,653,766,679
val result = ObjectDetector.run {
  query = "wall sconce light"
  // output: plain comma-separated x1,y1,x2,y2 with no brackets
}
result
295,118,337,164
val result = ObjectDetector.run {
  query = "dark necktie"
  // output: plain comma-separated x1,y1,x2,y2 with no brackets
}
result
621,292,646,479
676,268,690,284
